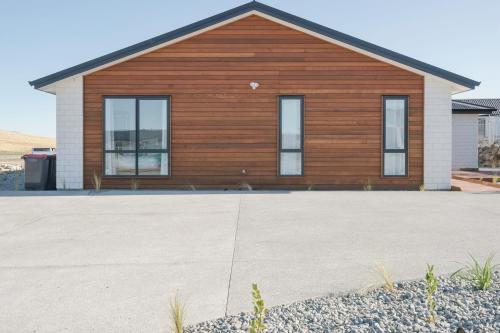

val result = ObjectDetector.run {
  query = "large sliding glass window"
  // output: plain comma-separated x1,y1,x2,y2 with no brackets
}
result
382,96,408,177
279,96,304,176
104,96,169,176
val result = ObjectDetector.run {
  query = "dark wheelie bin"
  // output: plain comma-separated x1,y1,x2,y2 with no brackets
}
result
47,155,57,190
22,154,50,190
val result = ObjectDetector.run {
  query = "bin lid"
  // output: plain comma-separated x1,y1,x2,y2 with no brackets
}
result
22,154,48,159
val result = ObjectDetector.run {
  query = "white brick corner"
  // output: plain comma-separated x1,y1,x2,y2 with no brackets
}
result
424,76,452,190
54,77,84,189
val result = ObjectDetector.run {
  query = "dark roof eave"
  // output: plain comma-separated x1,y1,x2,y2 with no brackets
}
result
29,1,480,90
452,109,495,114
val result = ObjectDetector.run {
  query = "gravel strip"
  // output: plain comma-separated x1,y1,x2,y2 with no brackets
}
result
0,169,24,191
187,272,499,333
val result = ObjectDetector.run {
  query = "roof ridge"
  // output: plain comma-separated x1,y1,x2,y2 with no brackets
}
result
452,100,494,109
456,98,500,101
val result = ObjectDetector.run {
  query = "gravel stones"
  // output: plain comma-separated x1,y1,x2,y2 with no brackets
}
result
0,164,24,191
187,272,499,333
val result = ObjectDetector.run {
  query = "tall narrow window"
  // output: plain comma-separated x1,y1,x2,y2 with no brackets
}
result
279,96,304,176
478,117,486,139
104,96,170,176
383,96,408,176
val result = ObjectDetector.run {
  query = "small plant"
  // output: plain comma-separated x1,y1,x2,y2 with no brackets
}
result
425,264,439,324
249,283,267,333
169,292,185,333
363,179,372,191
375,263,395,292
307,184,314,191
493,176,500,184
241,182,253,191
92,170,102,192
14,170,21,191
131,178,139,190
419,184,426,191
452,254,498,290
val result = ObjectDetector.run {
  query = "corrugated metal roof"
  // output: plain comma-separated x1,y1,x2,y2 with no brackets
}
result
29,1,480,90
454,99,500,116
452,100,496,114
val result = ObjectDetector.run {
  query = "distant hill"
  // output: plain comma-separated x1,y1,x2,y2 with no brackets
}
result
0,130,55,154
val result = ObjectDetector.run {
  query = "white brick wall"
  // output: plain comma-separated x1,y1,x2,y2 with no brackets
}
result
55,77,83,189
424,76,452,190
452,114,478,170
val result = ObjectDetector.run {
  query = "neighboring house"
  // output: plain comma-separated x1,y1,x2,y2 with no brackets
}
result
29,1,480,190
451,101,495,170
456,99,500,145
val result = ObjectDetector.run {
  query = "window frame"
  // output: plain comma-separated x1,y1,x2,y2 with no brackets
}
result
382,95,409,178
278,95,305,177
102,95,171,178
478,117,486,139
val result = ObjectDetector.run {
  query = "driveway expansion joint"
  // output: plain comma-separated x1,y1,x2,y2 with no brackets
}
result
225,194,242,316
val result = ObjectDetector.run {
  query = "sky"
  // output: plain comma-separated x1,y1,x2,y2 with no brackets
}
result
1,0,499,138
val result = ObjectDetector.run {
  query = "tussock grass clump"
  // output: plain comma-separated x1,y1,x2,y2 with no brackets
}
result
169,292,185,333
92,170,101,192
363,179,373,191
425,264,439,324
14,170,21,191
452,254,498,290
419,184,426,191
249,283,267,333
241,182,253,191
375,263,395,292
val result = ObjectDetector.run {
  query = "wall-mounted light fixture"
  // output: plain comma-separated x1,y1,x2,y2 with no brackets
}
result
249,82,260,90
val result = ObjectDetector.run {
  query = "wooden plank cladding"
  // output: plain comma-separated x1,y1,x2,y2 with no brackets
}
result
83,15,424,189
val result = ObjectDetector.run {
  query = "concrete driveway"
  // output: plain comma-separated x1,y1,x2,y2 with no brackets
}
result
0,191,499,332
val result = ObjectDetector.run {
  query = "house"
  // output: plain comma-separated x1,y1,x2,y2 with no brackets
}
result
451,101,496,170
456,99,500,145
29,1,480,190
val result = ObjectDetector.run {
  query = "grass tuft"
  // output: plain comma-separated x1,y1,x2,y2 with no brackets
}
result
363,179,373,191
419,184,426,191
14,170,21,191
169,292,185,333
375,263,395,292
241,182,253,191
452,254,498,290
131,178,139,191
249,283,267,333
92,170,101,192
425,264,439,324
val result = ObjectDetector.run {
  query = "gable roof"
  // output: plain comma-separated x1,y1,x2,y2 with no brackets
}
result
452,100,496,114
29,1,480,90
454,99,500,116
